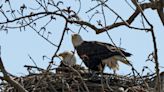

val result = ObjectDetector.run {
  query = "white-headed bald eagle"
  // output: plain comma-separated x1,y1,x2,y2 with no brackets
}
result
58,51,76,67
71,34,131,73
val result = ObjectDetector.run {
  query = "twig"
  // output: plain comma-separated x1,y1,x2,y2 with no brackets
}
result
85,0,108,13
22,17,58,47
24,65,45,71
125,0,135,10
156,0,164,25
68,66,90,92
100,2,107,91
28,54,38,67
60,61,89,92
150,29,161,92
50,21,68,67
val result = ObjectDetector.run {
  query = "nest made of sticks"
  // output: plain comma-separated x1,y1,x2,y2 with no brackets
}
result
0,65,155,92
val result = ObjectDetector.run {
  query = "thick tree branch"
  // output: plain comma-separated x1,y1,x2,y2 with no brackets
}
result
156,0,164,25
151,29,161,92
132,0,161,91
68,1,163,34
0,1,162,35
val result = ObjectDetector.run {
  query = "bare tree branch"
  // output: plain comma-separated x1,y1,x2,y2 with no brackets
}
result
156,0,164,25
131,0,161,91
50,21,68,68
150,28,161,92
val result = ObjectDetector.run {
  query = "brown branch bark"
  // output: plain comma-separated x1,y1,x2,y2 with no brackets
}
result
150,28,161,92
96,1,162,33
68,1,163,34
0,1,162,34
51,21,68,63
132,0,161,91
156,0,164,25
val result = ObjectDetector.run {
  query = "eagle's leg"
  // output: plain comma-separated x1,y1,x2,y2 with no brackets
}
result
89,61,105,79
104,57,119,75
89,71,99,80
113,70,116,75
88,69,96,78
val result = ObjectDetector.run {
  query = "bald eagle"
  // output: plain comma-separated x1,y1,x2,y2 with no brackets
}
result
58,51,76,67
71,34,131,73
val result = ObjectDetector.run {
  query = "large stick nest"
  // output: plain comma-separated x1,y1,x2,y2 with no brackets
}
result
0,65,156,92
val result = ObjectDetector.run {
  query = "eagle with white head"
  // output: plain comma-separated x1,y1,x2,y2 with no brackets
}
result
71,34,132,73
58,51,76,67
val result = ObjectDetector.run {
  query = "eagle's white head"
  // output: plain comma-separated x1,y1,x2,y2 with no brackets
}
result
58,51,76,66
71,34,84,47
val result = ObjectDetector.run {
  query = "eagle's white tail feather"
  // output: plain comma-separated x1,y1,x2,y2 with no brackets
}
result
114,56,131,65
102,57,119,71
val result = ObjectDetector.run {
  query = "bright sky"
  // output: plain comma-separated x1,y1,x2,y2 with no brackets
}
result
0,0,163,76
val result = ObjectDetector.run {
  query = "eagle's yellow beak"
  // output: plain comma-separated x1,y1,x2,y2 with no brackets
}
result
58,53,66,58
